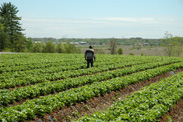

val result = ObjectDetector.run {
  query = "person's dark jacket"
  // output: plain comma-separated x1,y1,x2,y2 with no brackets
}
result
85,49,96,60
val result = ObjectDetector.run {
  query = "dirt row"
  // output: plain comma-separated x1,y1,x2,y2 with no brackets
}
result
28,69,183,122
7,62,176,108
159,99,183,122
7,64,154,107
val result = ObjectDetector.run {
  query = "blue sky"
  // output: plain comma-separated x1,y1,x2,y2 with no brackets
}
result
1,0,183,38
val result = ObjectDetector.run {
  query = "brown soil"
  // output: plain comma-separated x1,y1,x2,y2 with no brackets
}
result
7,63,176,108
6,65,149,107
159,99,183,122
6,65,140,107
28,69,183,122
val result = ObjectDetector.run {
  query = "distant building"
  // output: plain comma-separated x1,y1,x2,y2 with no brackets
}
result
93,43,102,45
34,41,41,43
70,42,79,45
138,43,143,46
53,42,58,44
144,43,149,46
80,42,87,45
61,42,67,44
131,37,142,39
154,43,159,46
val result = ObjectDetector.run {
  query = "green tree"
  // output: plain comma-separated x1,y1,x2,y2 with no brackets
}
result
43,40,55,53
117,48,123,55
33,43,43,53
13,34,26,52
0,2,25,51
163,31,183,57
173,36,183,57
129,52,134,55
0,19,10,51
64,43,81,53
25,38,33,52
141,52,144,56
56,42,64,53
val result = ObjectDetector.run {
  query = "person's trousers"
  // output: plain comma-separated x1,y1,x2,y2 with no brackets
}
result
87,59,93,68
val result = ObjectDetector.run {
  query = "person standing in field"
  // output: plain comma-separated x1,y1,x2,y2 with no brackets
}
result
85,46,96,68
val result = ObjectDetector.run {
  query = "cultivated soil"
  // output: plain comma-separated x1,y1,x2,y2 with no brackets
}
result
159,99,183,122
27,69,183,122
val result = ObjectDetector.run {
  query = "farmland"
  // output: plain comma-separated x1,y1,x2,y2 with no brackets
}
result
0,53,183,122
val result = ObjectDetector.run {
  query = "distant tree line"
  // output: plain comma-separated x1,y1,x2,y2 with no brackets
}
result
28,40,81,53
32,37,161,46
31,36,183,47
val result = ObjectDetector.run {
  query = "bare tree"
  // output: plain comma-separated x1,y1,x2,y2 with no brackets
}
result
165,44,173,57
109,38,117,54
117,48,123,55
174,36,183,57
164,31,173,57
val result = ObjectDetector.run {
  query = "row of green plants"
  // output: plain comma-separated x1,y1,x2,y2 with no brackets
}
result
0,54,79,66
0,53,108,69
0,53,119,67
0,54,87,72
76,71,183,122
0,54,180,71
0,56,168,88
0,59,86,73
0,54,133,73
0,62,183,121
0,60,179,106
0,55,144,78
0,54,157,72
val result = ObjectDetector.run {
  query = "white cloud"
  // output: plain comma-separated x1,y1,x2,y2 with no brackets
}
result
20,17,183,38
92,17,156,23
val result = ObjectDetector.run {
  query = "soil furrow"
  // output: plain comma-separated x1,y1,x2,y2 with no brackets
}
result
7,61,150,90
28,69,183,122
159,98,183,122
6,64,157,107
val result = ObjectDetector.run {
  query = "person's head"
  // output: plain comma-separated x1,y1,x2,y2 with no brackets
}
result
89,46,92,49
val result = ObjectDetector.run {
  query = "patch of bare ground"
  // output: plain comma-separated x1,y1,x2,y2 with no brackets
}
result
79,45,166,56
27,69,183,122
159,99,183,122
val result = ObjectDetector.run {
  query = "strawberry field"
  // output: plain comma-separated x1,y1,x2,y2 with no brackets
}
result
0,53,183,122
